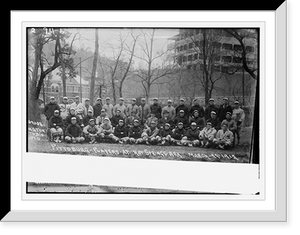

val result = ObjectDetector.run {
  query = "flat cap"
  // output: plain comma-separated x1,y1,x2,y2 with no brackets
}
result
211,111,216,114
96,97,102,101
206,122,212,125
71,117,77,120
89,119,95,123
209,98,214,102
191,122,197,126
54,110,59,113
179,98,184,101
223,97,229,101
226,112,232,115
179,110,185,113
153,97,158,101
165,123,170,127
104,117,109,121
105,97,110,100
50,96,55,100
85,98,90,102
133,119,139,123
178,122,183,125
234,100,239,104
167,99,172,103
75,96,80,99
141,98,146,101
63,97,68,100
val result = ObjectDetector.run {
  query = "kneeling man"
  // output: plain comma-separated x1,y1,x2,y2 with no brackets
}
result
65,117,84,143
82,118,100,144
110,119,129,144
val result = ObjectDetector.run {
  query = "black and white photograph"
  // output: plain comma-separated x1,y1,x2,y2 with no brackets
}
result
26,27,259,194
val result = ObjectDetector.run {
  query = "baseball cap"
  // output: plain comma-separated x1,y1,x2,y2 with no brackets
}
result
165,123,170,127
54,110,59,113
89,119,95,123
234,100,239,104
85,98,90,102
63,97,68,100
178,122,183,125
207,122,212,125
50,96,55,100
71,117,76,120
226,112,232,115
180,98,184,101
211,111,216,115
179,110,185,113
191,122,197,126
209,98,214,102
105,97,110,100
223,97,229,101
96,97,101,101
133,119,139,123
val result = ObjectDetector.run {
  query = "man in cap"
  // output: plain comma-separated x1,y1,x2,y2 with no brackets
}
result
189,110,205,130
96,108,110,126
199,122,217,148
125,110,140,128
221,112,237,136
173,109,189,129
59,96,70,122
64,117,84,143
98,117,114,142
175,98,189,117
232,100,245,146
157,123,173,146
93,97,103,118
82,109,94,127
113,97,127,117
44,96,60,123
48,109,64,143
84,98,93,117
181,122,200,147
218,97,233,122
111,109,125,127
141,120,160,145
128,119,143,144
189,98,205,119
70,96,85,120
161,99,176,120
65,107,81,127
205,98,219,120
126,98,139,118
213,123,234,149
206,111,221,130
139,98,151,126
158,110,173,129
150,98,162,119
145,111,159,128
82,118,100,144
102,97,114,119
171,122,186,146
110,119,129,144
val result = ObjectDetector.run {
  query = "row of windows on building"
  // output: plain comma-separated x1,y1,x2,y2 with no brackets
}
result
48,85,90,93
183,63,245,73
175,41,255,54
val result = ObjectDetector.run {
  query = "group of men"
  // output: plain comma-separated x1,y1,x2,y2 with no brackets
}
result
43,95,245,149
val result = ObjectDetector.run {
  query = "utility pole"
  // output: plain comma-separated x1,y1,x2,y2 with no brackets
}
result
79,57,82,101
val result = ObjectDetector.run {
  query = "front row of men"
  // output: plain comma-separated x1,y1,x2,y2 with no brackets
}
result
48,109,235,149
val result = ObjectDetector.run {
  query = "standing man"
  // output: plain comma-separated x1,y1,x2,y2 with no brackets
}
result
103,97,114,119
175,98,189,117
59,96,70,122
150,98,162,119
126,98,140,118
205,98,219,120
139,98,151,126
44,96,60,124
70,96,85,121
83,98,93,117
113,97,127,117
161,100,176,121
93,97,102,119
232,100,245,146
218,97,233,122
189,98,205,119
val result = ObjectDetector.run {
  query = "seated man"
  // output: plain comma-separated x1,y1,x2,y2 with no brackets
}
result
111,109,125,127
110,119,129,144
181,122,200,147
171,122,186,146
145,111,158,129
213,123,234,149
173,110,189,129
128,119,143,144
158,123,173,146
82,118,100,144
96,108,110,126
48,109,63,143
126,110,140,128
98,117,114,142
199,122,217,148
82,110,94,127
64,117,84,143
158,110,173,129
221,112,237,146
141,120,160,145
65,108,81,128
189,110,205,130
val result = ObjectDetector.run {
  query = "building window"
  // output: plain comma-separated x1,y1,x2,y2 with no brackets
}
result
246,46,254,53
213,65,221,71
234,44,242,51
188,54,193,61
182,56,187,63
222,56,232,63
188,42,193,49
233,56,242,63
179,45,184,51
194,53,198,60
222,43,233,50
183,44,188,51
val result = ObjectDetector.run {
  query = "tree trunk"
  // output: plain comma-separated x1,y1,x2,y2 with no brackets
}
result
61,62,67,97
90,29,99,105
111,76,117,104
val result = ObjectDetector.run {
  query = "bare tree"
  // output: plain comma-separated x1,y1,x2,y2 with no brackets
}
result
89,29,99,105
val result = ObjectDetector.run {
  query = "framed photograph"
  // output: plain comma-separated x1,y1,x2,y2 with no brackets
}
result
4,2,286,221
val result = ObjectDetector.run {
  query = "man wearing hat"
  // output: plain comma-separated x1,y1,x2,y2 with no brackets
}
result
158,110,173,129
110,119,129,144
150,98,162,119
83,118,100,144
206,111,221,130
96,108,110,126
111,109,125,127
126,98,140,118
173,109,189,129
113,97,127,117
189,98,205,119
213,123,234,149
128,119,143,144
189,110,205,130
221,112,237,147
102,97,114,119
44,96,60,123
171,122,187,146
70,96,85,120
181,122,200,147
93,97,103,118
84,98,93,117
218,97,233,122
139,98,151,126
232,100,245,146
161,99,176,120
65,107,81,127
205,98,219,120
98,117,114,142
175,98,189,118
145,111,159,128
82,109,94,127
64,117,84,143
48,109,64,142
141,120,160,145
157,123,173,146
125,110,140,129
59,96,70,122
199,122,217,148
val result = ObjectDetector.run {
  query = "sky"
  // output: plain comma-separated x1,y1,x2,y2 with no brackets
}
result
65,28,179,69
